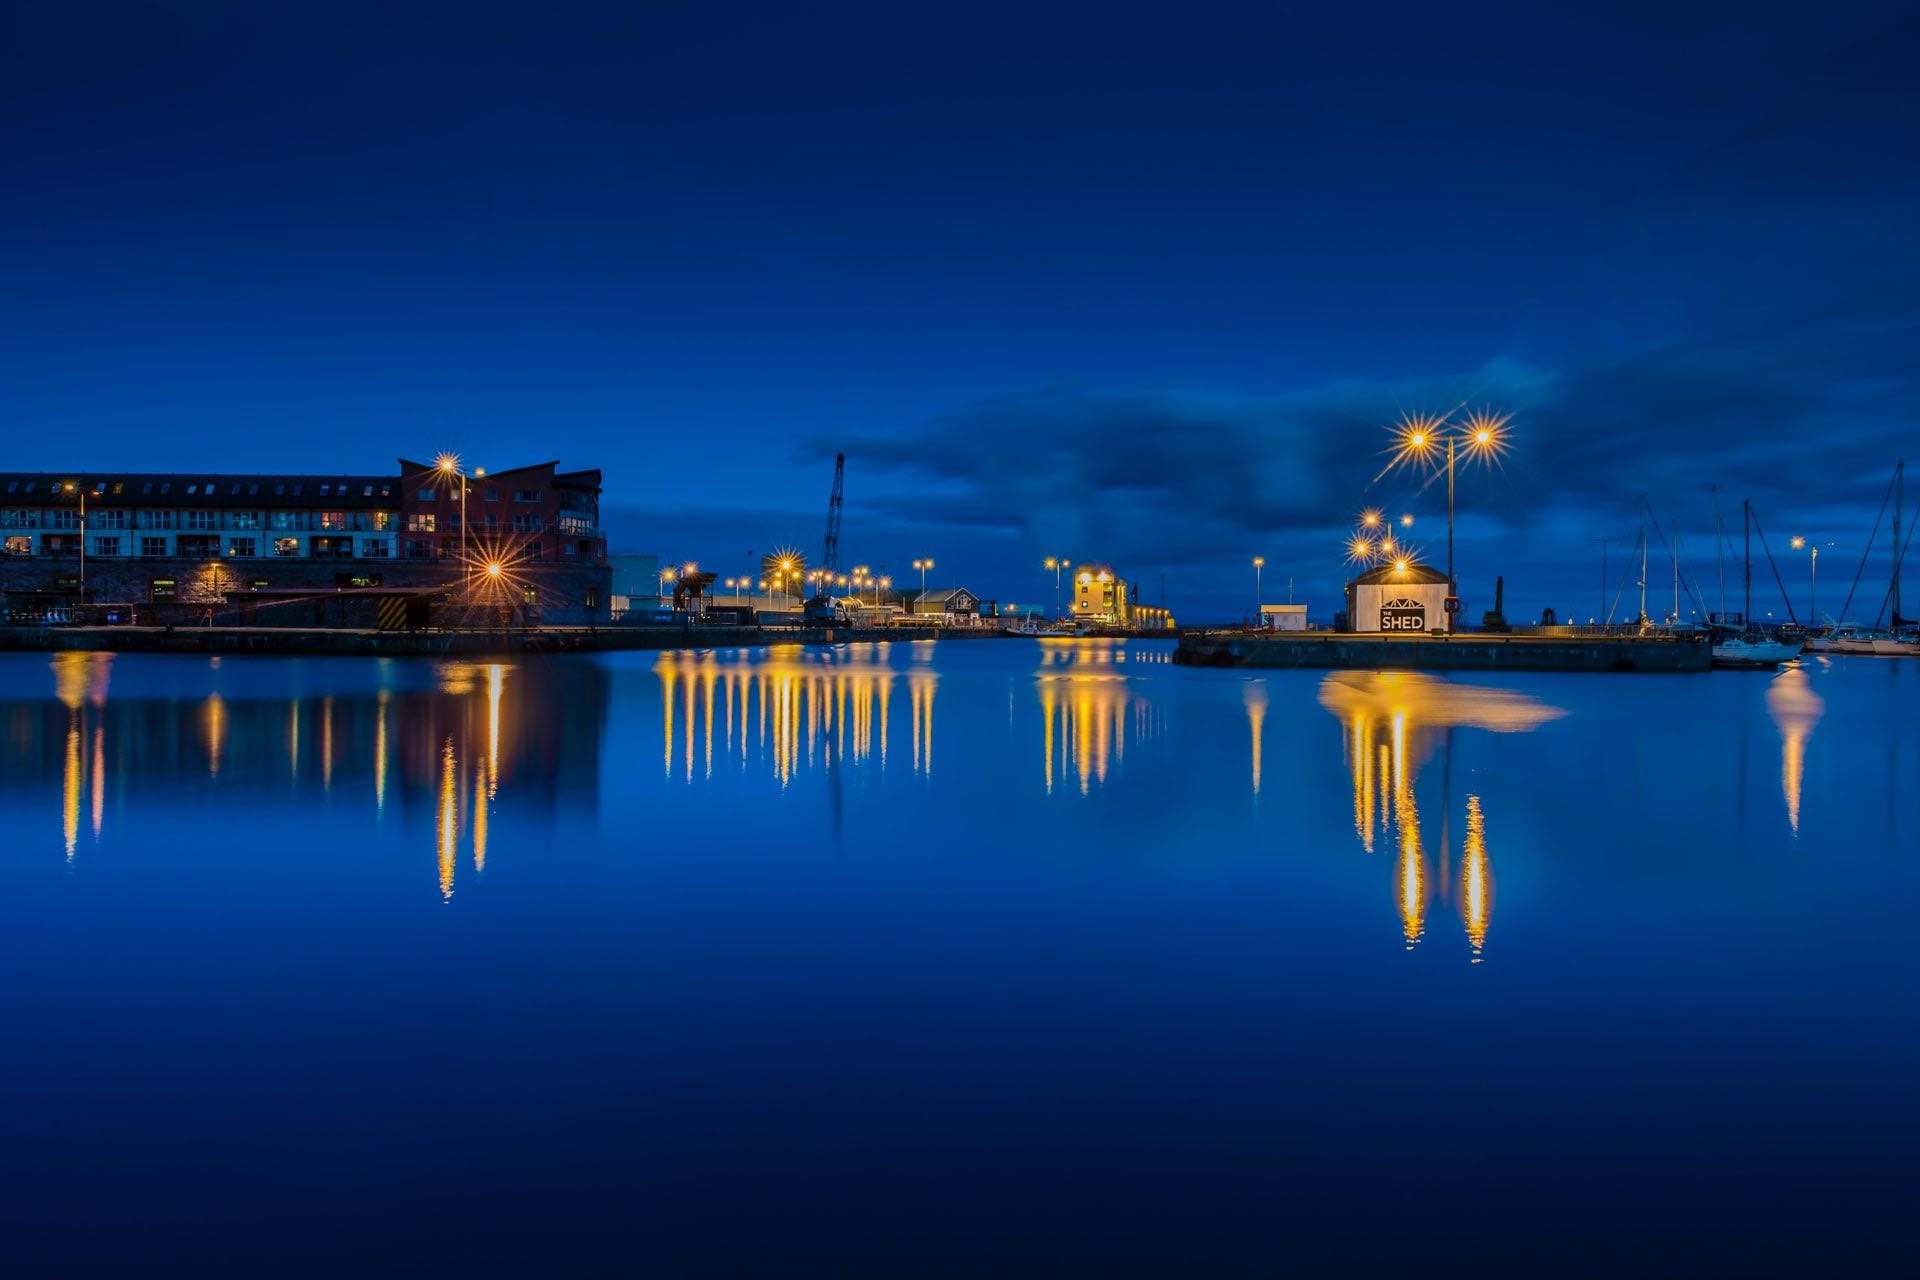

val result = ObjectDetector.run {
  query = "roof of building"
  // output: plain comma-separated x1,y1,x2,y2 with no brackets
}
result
1350,562,1451,586
0,474,398,509
1,458,602,509
905,587,978,609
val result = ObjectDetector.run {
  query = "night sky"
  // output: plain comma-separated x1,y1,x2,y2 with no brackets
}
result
5,1,1917,621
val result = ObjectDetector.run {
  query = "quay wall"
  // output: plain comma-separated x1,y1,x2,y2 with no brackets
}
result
0,622,1051,657
1174,631,1710,673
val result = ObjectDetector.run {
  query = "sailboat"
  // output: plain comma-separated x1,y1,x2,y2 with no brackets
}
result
1824,461,1916,655
1710,499,1798,669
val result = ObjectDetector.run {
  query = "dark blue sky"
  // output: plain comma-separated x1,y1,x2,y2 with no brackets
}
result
5,1,1917,620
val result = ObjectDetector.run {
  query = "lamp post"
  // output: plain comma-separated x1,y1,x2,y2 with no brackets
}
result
435,454,481,584
1043,556,1072,619
912,557,933,599
63,481,87,604
1387,410,1510,634
1251,556,1265,621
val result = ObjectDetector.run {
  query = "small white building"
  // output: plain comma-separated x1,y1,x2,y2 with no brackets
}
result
1345,562,1452,633
1258,603,1307,631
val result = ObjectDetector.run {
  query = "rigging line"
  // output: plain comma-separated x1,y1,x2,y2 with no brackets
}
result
1747,504,1799,626
1641,503,1709,621
1838,466,1897,624
1605,525,1642,625
1870,497,1919,630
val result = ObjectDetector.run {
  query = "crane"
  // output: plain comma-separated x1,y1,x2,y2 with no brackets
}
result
806,453,847,625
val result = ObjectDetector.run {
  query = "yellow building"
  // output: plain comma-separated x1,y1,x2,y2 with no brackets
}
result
1070,563,1173,628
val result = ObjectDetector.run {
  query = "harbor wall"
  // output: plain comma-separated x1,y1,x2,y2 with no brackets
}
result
1174,631,1710,673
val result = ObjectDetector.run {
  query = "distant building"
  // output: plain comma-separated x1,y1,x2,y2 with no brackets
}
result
1071,563,1172,628
1259,603,1308,631
0,459,610,625
1071,564,1130,624
1345,562,1451,633
904,587,980,624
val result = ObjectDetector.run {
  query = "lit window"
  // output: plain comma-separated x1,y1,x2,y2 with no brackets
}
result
186,484,198,495
407,513,436,533
273,537,300,557
3,535,30,556
318,511,348,530
112,482,124,495
227,538,256,557
362,484,373,497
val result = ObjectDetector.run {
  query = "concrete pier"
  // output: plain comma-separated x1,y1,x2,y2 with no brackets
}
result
1174,630,1710,673
0,623,1027,657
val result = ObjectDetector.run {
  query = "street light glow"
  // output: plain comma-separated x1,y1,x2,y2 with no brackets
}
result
1790,535,1806,550
484,561,504,579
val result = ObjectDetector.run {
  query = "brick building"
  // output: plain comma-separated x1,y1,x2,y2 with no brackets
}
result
1,459,610,626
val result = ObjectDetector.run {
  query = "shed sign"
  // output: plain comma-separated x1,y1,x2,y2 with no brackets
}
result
1379,597,1427,631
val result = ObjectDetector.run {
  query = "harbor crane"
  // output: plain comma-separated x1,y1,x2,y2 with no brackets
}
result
805,453,847,624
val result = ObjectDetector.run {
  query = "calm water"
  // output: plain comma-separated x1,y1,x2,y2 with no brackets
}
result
2,640,1915,1271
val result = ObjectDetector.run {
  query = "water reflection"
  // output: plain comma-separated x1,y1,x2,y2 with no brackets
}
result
656,644,913,786
1318,672,1562,957
4,654,605,895
1766,664,1824,835
1035,672,1162,795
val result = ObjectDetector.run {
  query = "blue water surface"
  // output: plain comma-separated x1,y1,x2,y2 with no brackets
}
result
1,640,1914,1272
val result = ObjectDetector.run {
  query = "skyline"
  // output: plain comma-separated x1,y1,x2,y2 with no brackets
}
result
4,2,1917,619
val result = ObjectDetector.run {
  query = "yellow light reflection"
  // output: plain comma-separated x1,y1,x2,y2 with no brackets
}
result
1461,794,1492,960
1243,681,1267,796
1765,664,1824,835
437,736,457,900
202,693,226,778
1320,673,1559,954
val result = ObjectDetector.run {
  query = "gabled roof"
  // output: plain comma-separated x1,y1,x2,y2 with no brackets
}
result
1351,562,1450,586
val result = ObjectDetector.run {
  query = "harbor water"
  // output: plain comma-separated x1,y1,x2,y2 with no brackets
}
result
1,639,1914,1271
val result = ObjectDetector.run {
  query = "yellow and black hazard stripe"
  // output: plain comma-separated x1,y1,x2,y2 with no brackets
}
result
376,596,409,632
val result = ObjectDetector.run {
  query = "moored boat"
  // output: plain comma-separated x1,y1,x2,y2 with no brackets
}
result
1711,636,1801,669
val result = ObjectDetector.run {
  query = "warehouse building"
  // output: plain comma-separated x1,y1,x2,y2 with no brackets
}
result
0,459,611,626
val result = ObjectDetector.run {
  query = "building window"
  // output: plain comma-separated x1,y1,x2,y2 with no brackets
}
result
141,537,168,557
42,534,80,555
585,588,600,609
270,511,306,530
139,510,174,529
227,538,257,558
405,539,434,559
51,510,82,529
311,536,353,559
561,539,576,557
186,484,198,495
318,511,349,531
483,487,499,502
512,514,539,532
230,510,260,529
361,539,390,558
415,488,438,502
2,509,40,528
318,484,331,497
512,488,540,503
184,510,217,530
3,535,30,556
92,510,126,529
371,511,395,531
407,513,436,533
273,537,301,557
522,586,538,605
176,535,219,556
91,537,120,557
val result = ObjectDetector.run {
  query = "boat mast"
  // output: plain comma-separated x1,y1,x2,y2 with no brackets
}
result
1672,531,1680,625
1712,486,1726,623
1743,498,1753,629
1895,460,1905,628
1638,505,1648,624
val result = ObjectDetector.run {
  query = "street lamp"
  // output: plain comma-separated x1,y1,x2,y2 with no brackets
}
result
435,453,481,583
912,557,933,598
1043,555,1072,619
1791,537,1821,624
1386,408,1511,632
1251,556,1265,618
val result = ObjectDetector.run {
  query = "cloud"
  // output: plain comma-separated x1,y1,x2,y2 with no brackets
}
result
794,296,1918,620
